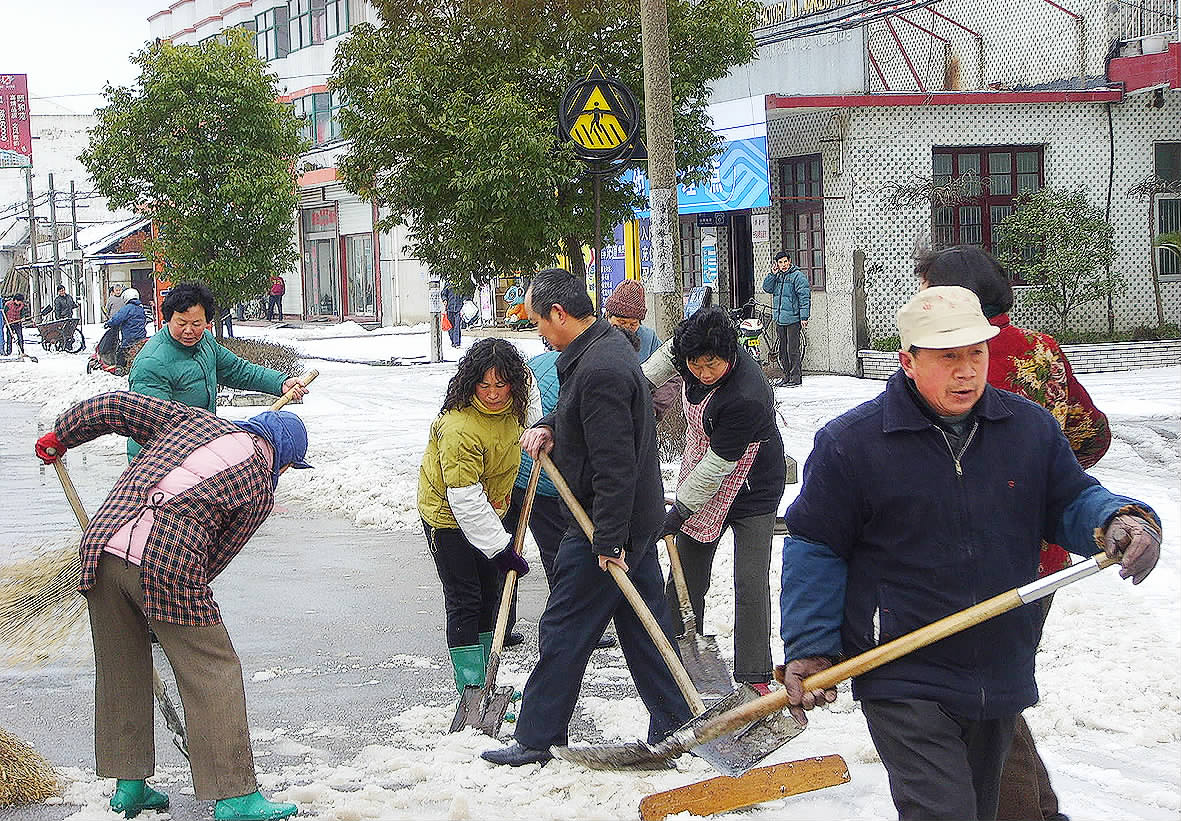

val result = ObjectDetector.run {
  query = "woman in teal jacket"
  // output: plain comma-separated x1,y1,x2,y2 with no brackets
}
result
127,282,308,460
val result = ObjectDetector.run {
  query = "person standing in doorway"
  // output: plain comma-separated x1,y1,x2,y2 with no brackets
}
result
267,275,285,322
105,284,128,319
762,250,811,387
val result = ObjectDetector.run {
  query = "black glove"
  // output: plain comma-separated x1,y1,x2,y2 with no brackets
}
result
493,545,529,578
1102,513,1161,585
660,503,687,538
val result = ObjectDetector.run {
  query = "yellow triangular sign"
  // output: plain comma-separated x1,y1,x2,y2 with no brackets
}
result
570,85,628,151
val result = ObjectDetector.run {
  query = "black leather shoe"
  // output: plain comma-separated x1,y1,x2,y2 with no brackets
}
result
503,631,525,648
595,634,617,650
481,743,553,767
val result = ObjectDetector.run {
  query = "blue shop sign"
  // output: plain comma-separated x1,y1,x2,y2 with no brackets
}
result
628,136,770,216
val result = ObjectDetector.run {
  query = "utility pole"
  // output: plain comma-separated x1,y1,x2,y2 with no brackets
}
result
640,0,682,339
24,167,41,318
48,173,62,292
70,180,85,322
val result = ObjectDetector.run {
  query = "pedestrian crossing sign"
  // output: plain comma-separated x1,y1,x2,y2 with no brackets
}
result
558,67,640,163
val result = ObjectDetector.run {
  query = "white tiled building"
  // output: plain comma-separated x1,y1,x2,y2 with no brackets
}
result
147,0,433,325
723,0,1179,374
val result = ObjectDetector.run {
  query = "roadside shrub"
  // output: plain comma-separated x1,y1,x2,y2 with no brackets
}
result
218,337,303,375
870,335,901,352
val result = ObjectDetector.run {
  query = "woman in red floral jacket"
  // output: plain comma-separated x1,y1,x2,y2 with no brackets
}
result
917,245,1110,821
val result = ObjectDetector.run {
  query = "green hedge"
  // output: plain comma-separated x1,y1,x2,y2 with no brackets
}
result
218,337,303,375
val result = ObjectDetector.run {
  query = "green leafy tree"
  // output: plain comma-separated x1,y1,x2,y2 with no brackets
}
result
996,186,1119,335
331,0,757,292
81,32,305,335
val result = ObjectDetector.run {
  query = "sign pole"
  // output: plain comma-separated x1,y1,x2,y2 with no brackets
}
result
24,167,41,318
593,165,602,315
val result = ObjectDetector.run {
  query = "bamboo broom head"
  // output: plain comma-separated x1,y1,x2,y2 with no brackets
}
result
0,537,89,667
0,725,61,805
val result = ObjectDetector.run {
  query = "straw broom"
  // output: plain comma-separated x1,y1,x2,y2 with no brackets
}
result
0,726,61,805
0,537,88,667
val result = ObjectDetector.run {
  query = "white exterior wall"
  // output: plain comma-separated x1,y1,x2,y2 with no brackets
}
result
148,0,425,328
768,91,1181,374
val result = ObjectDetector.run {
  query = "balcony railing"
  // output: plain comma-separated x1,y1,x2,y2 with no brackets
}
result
1112,0,1179,41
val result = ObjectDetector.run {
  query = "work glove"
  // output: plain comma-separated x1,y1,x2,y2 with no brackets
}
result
775,657,837,726
1102,513,1161,585
492,544,529,578
659,504,687,539
35,431,66,464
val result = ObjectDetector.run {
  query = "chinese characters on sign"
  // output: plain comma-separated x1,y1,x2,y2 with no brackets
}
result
0,74,32,168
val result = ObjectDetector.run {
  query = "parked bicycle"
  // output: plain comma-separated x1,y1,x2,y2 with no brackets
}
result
727,299,779,365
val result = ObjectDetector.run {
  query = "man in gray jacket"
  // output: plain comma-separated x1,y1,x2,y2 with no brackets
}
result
762,250,811,387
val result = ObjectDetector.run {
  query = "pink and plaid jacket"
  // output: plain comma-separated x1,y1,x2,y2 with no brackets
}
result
56,392,275,625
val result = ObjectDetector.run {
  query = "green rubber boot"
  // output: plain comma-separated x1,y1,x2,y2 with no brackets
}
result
109,779,170,819
449,644,485,693
478,631,493,663
213,790,298,821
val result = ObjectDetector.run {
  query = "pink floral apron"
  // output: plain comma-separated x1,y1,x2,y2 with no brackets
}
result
676,386,761,543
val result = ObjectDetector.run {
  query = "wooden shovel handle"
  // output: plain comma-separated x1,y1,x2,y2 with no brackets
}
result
47,452,89,529
662,534,700,636
489,460,542,657
538,452,706,714
270,368,318,411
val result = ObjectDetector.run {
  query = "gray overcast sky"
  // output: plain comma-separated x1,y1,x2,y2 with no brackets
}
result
3,0,166,111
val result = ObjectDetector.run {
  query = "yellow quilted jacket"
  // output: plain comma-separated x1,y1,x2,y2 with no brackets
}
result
417,398,523,530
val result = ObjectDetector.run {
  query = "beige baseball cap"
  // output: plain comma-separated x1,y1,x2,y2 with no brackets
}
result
897,286,999,351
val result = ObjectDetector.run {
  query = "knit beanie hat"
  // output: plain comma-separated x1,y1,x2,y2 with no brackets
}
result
604,279,647,320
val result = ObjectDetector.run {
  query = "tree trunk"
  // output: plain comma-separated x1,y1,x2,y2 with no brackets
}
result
563,234,586,284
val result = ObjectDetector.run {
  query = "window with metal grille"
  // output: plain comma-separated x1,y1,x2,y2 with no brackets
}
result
680,221,702,290
1156,142,1180,279
254,8,289,61
288,0,327,51
777,154,825,290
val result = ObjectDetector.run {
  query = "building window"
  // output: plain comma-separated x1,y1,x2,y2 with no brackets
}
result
931,146,1044,256
680,221,701,290
293,92,341,146
288,0,327,51
778,154,825,290
254,7,289,61
343,233,376,316
1157,142,1180,279
326,0,351,37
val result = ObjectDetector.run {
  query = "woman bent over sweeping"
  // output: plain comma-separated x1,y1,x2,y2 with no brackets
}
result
35,392,310,821
417,338,533,695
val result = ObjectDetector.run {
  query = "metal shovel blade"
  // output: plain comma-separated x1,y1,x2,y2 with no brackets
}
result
552,686,805,776
678,632,733,701
450,682,515,736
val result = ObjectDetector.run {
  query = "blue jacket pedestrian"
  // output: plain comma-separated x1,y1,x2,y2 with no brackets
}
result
105,293,148,348
761,256,811,326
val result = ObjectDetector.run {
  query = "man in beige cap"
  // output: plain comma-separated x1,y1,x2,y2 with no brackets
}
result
776,286,1161,820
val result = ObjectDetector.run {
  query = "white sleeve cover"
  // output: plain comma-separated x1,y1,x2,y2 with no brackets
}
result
642,338,678,389
677,447,740,513
526,371,543,426
446,484,510,557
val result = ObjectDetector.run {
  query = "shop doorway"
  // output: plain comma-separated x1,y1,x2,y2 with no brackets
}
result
342,233,376,323
728,212,755,307
304,238,340,318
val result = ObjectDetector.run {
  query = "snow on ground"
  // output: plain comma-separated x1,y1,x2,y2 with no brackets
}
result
2,322,1178,820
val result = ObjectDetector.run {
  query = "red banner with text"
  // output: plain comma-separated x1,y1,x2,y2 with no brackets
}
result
0,74,32,168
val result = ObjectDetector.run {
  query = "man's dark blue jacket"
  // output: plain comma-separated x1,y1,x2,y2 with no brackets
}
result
781,369,1157,719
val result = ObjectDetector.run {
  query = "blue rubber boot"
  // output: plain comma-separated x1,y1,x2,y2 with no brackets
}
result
213,790,298,820
109,779,170,819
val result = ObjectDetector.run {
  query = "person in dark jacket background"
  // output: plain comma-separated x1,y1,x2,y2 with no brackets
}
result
104,287,148,368
40,285,78,320
440,283,465,348
778,286,1160,821
644,307,785,692
482,267,691,767
761,250,811,387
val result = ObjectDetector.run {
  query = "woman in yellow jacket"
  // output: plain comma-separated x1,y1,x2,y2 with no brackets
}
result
418,338,533,692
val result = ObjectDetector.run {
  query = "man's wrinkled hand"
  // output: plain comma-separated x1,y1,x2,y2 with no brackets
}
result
775,657,837,725
1103,514,1161,585
520,426,553,458
598,553,628,573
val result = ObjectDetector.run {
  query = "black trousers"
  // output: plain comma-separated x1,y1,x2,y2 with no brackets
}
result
512,526,692,750
502,484,568,589
862,698,1017,821
3,321,24,355
267,294,283,321
424,521,499,648
777,322,802,384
